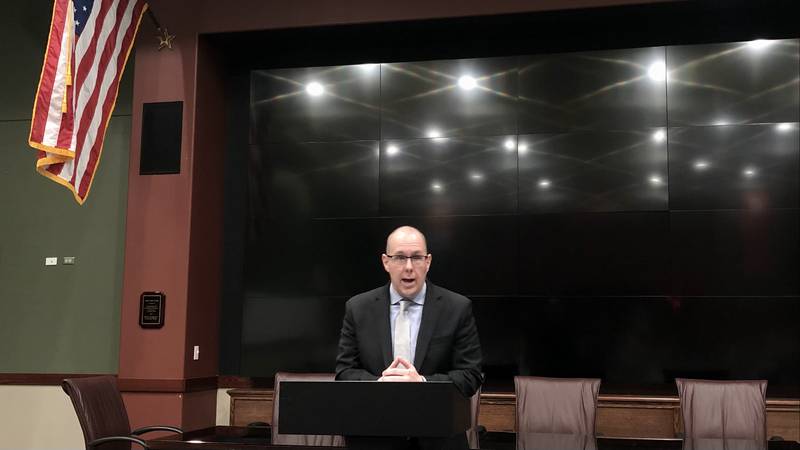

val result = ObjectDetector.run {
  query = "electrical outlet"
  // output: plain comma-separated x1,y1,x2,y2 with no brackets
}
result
45,257,58,266
63,256,76,265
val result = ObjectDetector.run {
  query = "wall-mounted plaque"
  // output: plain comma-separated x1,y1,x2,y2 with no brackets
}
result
139,292,165,328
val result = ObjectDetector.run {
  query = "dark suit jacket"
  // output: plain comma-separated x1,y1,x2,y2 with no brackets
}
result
335,282,483,397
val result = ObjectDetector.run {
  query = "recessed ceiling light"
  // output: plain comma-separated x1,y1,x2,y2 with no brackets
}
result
458,75,477,90
648,62,666,81
747,39,772,50
306,82,324,96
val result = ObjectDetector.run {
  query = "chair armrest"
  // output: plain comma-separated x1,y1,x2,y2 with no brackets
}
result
88,436,148,449
131,425,183,436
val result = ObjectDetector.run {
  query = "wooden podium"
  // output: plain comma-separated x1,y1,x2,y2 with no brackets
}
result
279,380,470,439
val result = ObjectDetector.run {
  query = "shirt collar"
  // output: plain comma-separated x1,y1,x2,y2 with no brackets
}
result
389,282,427,306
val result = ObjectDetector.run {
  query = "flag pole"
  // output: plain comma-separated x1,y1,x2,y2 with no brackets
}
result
145,6,175,50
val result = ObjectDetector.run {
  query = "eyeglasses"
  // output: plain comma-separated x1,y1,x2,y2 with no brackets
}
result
385,254,430,266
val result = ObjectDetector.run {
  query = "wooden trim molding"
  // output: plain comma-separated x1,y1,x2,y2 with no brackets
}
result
117,377,218,393
479,391,800,408
0,373,218,393
0,373,111,385
217,375,274,389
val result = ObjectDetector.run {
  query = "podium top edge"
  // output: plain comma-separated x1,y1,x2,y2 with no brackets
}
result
281,380,456,384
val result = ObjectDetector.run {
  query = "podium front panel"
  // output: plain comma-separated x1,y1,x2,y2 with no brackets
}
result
279,381,470,437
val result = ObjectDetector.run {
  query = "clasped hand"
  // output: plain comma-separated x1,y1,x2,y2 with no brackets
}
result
378,356,424,382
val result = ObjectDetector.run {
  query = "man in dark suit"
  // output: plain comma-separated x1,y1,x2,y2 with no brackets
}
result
335,226,483,398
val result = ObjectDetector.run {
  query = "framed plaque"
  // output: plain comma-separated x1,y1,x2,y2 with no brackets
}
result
139,292,165,328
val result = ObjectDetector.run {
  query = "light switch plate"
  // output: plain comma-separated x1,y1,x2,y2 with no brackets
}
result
45,257,58,266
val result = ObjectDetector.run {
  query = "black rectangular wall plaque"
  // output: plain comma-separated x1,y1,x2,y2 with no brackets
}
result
140,101,182,174
139,292,165,328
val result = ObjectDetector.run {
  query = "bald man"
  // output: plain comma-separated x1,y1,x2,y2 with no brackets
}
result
335,226,483,397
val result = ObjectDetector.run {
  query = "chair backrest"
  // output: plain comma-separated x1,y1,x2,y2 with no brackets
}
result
467,387,482,449
514,376,601,436
62,376,132,450
676,378,767,440
272,372,345,446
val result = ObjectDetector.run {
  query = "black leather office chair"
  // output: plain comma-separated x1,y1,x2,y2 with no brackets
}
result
467,386,485,449
676,378,768,441
62,376,182,449
514,376,601,436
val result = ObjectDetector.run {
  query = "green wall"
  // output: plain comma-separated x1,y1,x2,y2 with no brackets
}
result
0,0,131,373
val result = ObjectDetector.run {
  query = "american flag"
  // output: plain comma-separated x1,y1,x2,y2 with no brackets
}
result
29,0,148,204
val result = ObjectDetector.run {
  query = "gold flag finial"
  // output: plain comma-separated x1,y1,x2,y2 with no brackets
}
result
156,27,175,51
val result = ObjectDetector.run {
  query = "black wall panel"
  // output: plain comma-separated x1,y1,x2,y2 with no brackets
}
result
217,5,800,393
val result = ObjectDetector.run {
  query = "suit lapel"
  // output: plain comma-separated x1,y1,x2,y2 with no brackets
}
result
414,282,442,369
375,285,393,368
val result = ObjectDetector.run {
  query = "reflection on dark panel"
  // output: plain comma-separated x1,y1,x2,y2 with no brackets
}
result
310,219,388,297
669,124,799,210
474,297,800,390
380,57,517,139
261,140,379,218
667,39,800,126
240,296,347,375
238,36,800,392
671,210,800,295
380,136,518,216
519,212,670,295
471,299,526,383
518,47,667,132
518,131,668,213
244,219,315,296
419,215,518,296
251,65,380,142
662,297,800,387
310,217,517,297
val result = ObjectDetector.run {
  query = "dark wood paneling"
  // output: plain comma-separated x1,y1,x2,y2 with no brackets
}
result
480,393,515,433
596,396,679,438
227,389,800,441
228,389,275,426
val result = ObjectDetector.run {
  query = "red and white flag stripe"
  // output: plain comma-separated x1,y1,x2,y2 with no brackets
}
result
29,0,147,204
